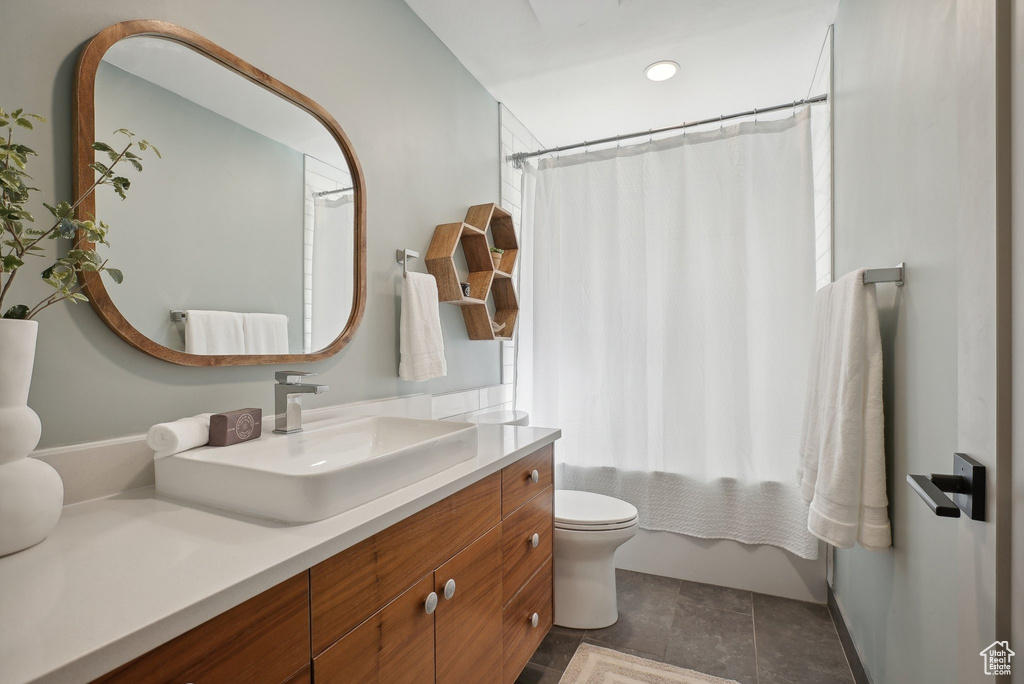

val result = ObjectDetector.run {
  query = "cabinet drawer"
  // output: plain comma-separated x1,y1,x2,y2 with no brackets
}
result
311,472,500,654
314,573,435,684
92,573,309,684
502,558,553,684
501,486,553,606
501,445,553,518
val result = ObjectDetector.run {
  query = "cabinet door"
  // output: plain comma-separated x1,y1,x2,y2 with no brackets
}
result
434,524,503,684
314,573,435,684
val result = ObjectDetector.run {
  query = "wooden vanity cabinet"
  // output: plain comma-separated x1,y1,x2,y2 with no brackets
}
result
92,572,310,684
90,446,555,684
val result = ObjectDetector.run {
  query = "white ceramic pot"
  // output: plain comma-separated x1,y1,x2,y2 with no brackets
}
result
0,319,63,556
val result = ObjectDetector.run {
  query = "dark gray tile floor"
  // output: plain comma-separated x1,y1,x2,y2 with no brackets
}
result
517,569,854,684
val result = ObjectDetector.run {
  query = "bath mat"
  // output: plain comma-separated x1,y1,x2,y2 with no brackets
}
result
559,642,739,684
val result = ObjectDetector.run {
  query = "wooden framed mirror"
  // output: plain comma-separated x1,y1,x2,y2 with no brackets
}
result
73,20,366,366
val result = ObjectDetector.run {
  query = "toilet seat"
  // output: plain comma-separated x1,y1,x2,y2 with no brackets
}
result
554,490,639,531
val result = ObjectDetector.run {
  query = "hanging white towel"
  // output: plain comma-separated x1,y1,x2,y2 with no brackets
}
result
798,269,891,550
147,413,213,458
399,272,447,381
243,313,289,354
184,310,245,355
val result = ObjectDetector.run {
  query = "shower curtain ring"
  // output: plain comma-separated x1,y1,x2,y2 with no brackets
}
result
648,128,653,144
753,106,758,124
719,114,724,130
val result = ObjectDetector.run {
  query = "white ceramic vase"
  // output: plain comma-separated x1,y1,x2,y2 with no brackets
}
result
0,319,63,556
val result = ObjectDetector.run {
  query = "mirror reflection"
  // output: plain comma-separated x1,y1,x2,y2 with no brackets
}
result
94,36,355,355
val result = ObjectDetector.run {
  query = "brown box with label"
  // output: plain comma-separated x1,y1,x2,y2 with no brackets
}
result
208,408,262,446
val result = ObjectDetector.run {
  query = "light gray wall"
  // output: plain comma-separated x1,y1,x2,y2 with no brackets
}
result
4,0,500,448
830,0,961,682
95,62,305,353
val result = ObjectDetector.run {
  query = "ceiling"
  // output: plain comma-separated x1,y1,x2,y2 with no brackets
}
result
103,37,348,169
403,0,839,147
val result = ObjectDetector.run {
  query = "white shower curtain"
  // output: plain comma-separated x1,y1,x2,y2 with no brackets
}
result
309,194,355,352
518,109,820,559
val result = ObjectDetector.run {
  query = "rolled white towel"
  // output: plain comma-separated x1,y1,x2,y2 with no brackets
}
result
147,413,213,458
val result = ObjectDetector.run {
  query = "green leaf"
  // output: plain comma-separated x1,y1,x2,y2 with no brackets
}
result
92,142,115,153
40,264,54,279
2,304,29,319
15,118,33,130
69,292,88,302
1,254,24,271
105,267,123,284
139,140,161,158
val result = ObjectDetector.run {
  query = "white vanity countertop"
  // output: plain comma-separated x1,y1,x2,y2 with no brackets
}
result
0,424,560,684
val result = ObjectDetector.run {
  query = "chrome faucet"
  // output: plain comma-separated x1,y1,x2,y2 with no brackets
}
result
274,371,329,434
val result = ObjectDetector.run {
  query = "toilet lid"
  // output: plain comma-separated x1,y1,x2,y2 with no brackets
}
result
554,490,639,528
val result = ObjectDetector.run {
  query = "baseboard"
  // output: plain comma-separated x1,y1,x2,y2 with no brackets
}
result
827,585,871,684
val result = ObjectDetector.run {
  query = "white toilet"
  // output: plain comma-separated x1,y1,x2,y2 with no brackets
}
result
553,490,639,629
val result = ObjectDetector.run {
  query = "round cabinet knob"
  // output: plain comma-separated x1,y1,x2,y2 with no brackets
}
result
530,533,540,548
529,612,540,628
530,469,540,483
425,591,438,615
443,578,456,600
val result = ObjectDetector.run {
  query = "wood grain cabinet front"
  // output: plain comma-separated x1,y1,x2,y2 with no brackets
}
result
434,524,504,684
92,573,309,684
310,472,501,654
314,574,436,684
501,445,553,517
501,485,553,606
502,558,554,684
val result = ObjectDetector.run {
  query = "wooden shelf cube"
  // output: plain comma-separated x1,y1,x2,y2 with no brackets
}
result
425,203,520,341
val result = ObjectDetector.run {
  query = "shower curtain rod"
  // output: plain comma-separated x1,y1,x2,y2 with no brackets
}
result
312,186,354,198
507,93,828,168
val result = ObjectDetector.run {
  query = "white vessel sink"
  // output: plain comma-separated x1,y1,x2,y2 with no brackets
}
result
155,416,478,523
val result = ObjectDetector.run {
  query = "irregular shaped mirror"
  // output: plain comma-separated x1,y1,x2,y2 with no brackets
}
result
74,21,366,365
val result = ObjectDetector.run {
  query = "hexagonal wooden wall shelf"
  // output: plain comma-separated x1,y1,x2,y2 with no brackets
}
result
425,203,519,341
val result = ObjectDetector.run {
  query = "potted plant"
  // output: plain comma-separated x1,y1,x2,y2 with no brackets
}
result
490,246,504,270
0,107,157,556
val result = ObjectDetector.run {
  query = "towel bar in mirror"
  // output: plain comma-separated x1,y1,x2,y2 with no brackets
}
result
73,20,366,366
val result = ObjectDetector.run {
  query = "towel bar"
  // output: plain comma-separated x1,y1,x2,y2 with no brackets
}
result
170,310,186,322
396,249,419,278
863,263,904,286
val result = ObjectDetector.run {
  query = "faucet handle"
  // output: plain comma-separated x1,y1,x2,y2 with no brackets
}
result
276,370,317,384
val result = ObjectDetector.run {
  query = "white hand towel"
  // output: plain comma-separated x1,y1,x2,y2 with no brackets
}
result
147,413,213,458
243,313,289,354
184,310,245,355
399,272,447,381
797,269,891,550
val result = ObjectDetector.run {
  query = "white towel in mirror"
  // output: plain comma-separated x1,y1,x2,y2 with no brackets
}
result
184,310,245,355
243,313,289,354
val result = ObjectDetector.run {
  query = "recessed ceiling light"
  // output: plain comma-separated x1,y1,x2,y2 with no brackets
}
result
644,60,679,82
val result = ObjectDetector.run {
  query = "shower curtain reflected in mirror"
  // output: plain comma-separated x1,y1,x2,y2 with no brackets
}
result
518,108,821,559
309,194,355,352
